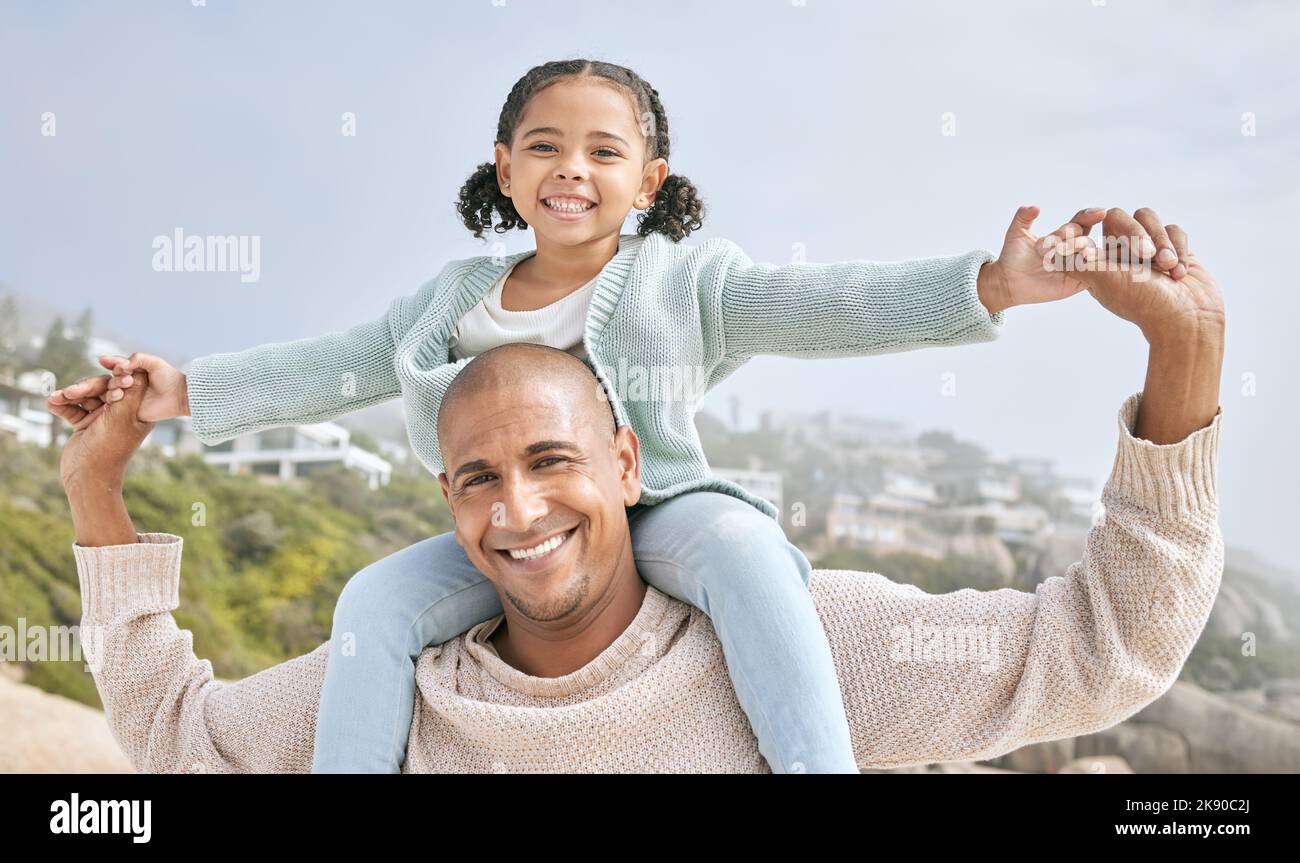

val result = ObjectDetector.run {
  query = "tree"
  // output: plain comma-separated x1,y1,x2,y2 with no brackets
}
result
72,306,94,342
0,291,20,374
33,314,95,388
347,429,381,454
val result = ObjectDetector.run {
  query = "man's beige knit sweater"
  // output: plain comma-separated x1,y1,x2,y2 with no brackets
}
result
73,391,1224,773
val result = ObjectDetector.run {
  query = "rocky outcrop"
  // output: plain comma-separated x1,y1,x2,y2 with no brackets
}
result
998,680,1300,773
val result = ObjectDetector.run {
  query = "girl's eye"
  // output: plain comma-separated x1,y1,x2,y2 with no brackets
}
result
528,143,619,158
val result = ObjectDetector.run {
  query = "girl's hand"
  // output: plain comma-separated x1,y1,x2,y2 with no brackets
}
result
50,352,189,423
982,205,1189,312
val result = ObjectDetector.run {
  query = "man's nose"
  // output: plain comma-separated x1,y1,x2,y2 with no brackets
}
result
494,474,552,534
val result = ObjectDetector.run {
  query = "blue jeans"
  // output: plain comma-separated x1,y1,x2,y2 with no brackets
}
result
311,490,859,773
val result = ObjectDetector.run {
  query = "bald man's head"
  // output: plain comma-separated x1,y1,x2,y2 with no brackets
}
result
434,342,643,632
437,343,617,457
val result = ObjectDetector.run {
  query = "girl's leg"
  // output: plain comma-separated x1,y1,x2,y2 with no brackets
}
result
312,530,503,773
628,492,859,773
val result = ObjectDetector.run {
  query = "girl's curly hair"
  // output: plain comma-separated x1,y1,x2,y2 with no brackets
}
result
455,59,704,243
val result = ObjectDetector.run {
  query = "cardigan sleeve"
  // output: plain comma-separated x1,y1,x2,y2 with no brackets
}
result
183,267,450,445
705,238,1004,360
74,533,328,773
810,390,1224,770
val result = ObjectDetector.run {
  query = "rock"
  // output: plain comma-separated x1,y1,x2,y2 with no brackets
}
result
1058,755,1133,774
1206,581,1292,642
1073,722,1190,773
1124,681,1300,772
934,761,1021,774
1221,677,1300,725
996,738,1075,773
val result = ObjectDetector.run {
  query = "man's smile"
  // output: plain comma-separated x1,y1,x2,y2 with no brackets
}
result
492,523,582,574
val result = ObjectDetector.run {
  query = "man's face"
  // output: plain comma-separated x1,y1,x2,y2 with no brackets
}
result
438,382,641,623
495,77,667,247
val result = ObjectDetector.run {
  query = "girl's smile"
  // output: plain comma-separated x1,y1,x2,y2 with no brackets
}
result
541,195,599,221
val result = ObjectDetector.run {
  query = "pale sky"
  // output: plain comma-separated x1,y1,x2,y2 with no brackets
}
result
2,0,1296,568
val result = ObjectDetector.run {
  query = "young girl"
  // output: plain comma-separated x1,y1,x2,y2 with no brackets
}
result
74,58,1137,773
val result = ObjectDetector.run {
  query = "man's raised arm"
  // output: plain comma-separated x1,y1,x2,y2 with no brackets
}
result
60,368,329,773
811,211,1226,769
74,531,329,773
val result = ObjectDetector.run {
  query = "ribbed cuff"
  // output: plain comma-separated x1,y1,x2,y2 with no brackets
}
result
182,355,230,445
963,248,1005,331
74,532,183,621
1105,391,1222,518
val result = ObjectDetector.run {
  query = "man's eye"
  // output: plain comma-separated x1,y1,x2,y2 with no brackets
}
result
535,456,566,468
464,474,494,487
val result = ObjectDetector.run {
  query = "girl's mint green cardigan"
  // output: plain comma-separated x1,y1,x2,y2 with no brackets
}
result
184,232,1004,520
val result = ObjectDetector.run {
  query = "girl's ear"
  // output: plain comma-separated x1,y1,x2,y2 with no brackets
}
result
639,158,669,206
494,142,512,193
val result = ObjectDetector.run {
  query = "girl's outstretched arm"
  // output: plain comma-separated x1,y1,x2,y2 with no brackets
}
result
708,238,1004,360
705,207,1159,360
176,263,454,445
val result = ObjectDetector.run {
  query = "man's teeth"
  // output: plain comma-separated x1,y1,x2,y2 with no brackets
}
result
508,530,570,560
545,198,594,213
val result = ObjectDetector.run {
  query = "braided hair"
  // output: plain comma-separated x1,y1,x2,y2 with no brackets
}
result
455,59,705,243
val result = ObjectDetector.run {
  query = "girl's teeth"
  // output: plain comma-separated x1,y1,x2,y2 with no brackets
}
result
508,530,569,560
546,199,594,213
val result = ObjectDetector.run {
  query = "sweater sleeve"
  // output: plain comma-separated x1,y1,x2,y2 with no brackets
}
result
74,533,329,773
705,238,1003,360
183,269,448,445
810,389,1224,770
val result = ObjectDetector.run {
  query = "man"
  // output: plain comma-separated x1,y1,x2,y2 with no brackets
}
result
57,211,1225,773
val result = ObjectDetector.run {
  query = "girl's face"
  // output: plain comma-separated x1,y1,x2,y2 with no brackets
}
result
495,78,667,245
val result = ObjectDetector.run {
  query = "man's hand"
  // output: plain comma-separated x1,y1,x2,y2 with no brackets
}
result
57,367,157,492
978,205,1191,314
1071,211,1225,445
1075,209,1224,345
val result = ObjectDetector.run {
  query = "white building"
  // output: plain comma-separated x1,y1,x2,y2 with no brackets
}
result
711,467,784,515
0,369,56,447
144,416,393,490
825,491,942,557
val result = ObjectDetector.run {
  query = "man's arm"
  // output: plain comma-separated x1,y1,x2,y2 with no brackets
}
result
75,531,331,773
813,386,1223,769
60,365,348,773
811,212,1225,769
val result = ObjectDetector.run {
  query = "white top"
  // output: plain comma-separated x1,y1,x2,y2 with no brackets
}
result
449,258,598,361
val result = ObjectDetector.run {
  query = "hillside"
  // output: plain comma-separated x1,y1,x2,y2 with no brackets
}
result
0,428,452,709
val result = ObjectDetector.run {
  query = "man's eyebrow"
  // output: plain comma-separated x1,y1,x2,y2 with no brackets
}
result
520,127,632,148
450,441,581,483
525,439,582,456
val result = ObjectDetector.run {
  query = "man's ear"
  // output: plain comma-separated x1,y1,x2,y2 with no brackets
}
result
436,473,462,545
438,473,459,531
612,426,642,507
